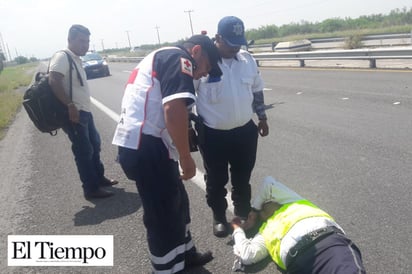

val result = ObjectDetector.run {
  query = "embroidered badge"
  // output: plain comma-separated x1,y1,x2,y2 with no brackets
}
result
233,22,244,36
181,58,193,77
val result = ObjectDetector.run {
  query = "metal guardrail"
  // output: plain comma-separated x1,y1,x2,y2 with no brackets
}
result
107,47,412,69
309,33,412,43
247,32,412,52
252,47,412,68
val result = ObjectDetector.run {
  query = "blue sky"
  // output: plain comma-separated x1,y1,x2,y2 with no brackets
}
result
0,0,411,59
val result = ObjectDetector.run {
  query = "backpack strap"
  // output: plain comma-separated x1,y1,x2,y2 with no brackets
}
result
61,50,84,106
62,50,84,87
60,51,73,101
47,50,85,101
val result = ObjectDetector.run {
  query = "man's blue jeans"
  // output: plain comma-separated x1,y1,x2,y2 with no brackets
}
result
62,111,104,195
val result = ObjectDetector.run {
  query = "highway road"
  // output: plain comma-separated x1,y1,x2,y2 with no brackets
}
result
1,62,411,273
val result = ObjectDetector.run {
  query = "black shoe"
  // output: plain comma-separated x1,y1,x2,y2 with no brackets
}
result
101,177,119,187
84,188,114,200
213,220,229,237
185,251,213,268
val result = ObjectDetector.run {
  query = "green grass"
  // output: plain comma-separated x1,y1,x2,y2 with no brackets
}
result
0,62,38,139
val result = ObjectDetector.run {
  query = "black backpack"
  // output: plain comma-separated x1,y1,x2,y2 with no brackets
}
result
23,51,83,135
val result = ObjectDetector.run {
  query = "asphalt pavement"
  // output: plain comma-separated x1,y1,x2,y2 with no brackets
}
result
1,61,411,274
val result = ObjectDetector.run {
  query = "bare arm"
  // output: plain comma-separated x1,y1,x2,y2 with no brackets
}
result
164,99,196,180
48,71,79,123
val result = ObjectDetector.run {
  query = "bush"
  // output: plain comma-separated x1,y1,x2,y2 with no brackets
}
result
344,34,364,49
15,56,29,65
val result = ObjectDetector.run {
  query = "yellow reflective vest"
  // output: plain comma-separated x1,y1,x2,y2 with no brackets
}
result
259,200,334,270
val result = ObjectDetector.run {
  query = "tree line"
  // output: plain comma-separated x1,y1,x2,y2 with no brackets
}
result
245,7,412,41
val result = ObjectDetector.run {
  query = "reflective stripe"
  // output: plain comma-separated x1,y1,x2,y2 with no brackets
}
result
348,241,364,274
185,239,194,251
259,200,333,270
151,225,194,269
185,224,194,251
162,92,196,105
151,243,186,265
280,217,343,265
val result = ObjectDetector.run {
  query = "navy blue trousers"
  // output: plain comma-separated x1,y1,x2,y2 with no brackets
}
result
62,111,104,195
118,134,195,273
198,119,258,220
287,233,366,274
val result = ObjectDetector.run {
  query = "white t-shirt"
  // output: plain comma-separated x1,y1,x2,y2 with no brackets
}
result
49,49,91,112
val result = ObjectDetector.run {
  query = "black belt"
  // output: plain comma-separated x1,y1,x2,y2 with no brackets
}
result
285,226,344,267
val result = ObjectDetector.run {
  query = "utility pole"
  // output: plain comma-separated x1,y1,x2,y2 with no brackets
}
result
184,10,194,35
6,43,11,61
0,32,7,61
155,25,161,45
101,39,105,52
126,30,132,49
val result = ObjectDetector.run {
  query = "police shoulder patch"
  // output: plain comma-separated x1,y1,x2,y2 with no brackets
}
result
180,57,193,77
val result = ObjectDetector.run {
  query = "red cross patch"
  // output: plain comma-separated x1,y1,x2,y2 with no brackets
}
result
181,57,193,77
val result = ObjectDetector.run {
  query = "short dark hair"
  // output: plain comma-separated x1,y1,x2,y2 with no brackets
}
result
182,35,222,77
68,24,90,39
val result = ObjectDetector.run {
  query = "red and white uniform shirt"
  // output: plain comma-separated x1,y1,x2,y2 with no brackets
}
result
112,47,196,160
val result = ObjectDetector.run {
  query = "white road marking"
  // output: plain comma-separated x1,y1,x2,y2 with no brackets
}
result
393,101,401,105
184,170,235,214
91,97,120,122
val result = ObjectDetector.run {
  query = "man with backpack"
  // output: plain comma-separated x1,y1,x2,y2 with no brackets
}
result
48,24,118,199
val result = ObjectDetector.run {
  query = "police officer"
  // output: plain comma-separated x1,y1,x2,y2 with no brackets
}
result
196,16,269,237
112,35,221,273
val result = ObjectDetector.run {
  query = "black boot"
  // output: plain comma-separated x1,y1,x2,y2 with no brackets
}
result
213,214,229,237
185,250,214,268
